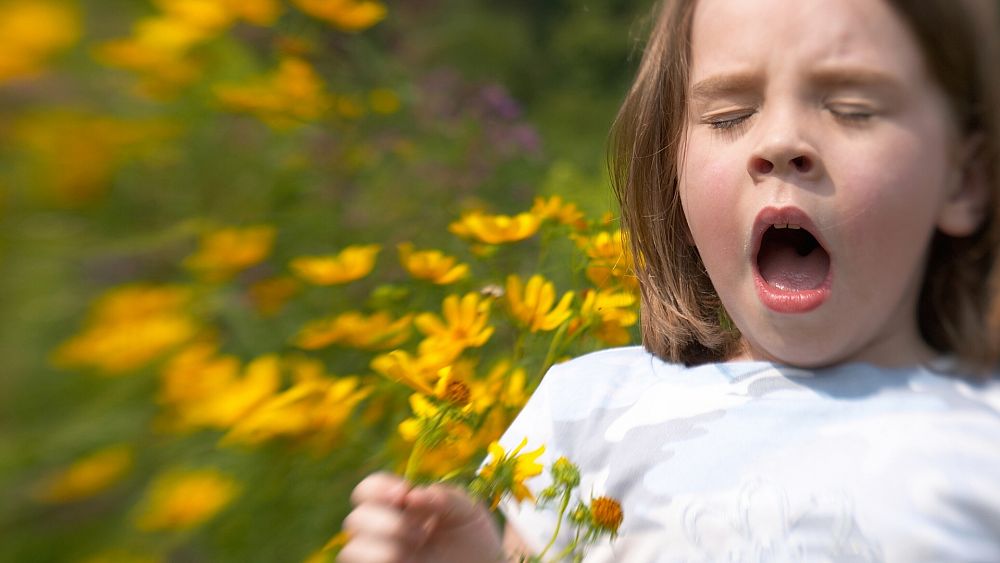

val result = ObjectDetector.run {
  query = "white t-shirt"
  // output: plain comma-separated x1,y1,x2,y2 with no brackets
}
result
498,346,1000,562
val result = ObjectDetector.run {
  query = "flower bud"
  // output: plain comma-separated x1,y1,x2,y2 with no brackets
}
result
551,456,580,487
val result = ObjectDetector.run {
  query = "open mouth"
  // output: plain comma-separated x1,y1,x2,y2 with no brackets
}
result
756,224,830,291
751,207,832,314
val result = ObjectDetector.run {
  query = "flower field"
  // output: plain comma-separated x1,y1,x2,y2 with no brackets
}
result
0,1,648,560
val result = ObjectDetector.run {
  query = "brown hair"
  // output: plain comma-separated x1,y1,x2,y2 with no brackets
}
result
608,0,1000,372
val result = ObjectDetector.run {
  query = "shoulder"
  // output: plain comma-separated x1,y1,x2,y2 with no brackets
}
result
536,346,682,415
544,345,682,384
887,368,1000,455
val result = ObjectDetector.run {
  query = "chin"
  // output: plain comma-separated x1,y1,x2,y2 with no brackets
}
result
771,350,843,369
743,333,852,368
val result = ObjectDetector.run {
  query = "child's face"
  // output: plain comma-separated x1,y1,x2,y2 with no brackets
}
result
678,0,982,367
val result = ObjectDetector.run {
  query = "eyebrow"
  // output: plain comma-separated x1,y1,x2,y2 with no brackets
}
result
805,67,904,93
690,72,761,102
690,67,904,101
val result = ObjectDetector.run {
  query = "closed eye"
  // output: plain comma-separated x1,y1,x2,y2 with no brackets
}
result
826,103,876,124
704,110,756,134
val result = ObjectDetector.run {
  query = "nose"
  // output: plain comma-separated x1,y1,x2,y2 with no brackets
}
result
746,111,823,183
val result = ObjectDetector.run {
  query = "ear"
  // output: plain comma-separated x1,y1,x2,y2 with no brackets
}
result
937,133,990,237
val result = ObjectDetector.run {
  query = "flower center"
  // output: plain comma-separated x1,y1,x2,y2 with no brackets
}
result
443,380,471,406
590,496,623,533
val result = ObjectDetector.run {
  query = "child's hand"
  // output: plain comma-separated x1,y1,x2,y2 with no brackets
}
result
338,472,505,563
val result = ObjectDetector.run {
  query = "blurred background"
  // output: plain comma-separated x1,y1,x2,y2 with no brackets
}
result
0,0,650,560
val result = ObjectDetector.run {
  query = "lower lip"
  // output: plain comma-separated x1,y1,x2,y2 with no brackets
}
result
753,273,831,314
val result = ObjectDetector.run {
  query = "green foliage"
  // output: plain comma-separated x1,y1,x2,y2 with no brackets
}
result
0,0,649,560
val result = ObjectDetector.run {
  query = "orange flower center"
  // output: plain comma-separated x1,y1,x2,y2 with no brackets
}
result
590,496,623,533
443,380,471,407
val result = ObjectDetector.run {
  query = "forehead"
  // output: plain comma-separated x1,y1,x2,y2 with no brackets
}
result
689,0,927,84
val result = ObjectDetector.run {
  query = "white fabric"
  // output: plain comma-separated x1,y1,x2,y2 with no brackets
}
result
499,346,1000,562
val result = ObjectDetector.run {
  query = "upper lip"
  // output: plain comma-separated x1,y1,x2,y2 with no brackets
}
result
751,206,829,263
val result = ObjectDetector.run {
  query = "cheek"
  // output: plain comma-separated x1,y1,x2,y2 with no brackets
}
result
832,142,950,289
680,144,745,264
834,137,950,248
679,142,745,229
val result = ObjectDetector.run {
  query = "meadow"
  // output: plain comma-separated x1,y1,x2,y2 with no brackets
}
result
0,1,648,560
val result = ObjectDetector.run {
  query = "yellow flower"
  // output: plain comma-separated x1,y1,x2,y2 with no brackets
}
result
84,285,191,322
396,387,480,479
414,292,494,351
54,285,197,375
224,0,282,25
248,276,299,316
290,244,380,285
215,57,330,126
484,361,529,409
371,350,438,396
449,211,541,245
575,230,637,290
397,243,469,285
135,469,238,531
154,0,233,31
154,0,281,27
574,288,638,346
158,346,279,431
293,311,412,350
397,379,475,441
292,0,386,32
94,8,217,95
530,195,586,230
16,112,177,206
158,342,238,405
435,369,471,407
476,438,545,508
425,363,484,409
225,368,371,448
0,1,79,83
34,445,133,503
396,393,435,442
185,225,276,282
505,274,574,332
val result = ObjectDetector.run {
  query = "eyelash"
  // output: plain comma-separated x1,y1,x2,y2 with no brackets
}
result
706,112,755,138
709,114,753,129
828,107,873,124
703,106,874,137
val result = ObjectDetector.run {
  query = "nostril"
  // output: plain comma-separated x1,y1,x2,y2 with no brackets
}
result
752,157,774,174
791,155,811,173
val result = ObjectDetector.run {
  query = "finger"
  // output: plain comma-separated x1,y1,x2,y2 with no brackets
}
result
350,471,410,508
403,483,487,528
342,503,427,546
336,536,409,563
402,484,503,558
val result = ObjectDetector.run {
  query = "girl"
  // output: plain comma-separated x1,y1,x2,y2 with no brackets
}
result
339,0,1000,561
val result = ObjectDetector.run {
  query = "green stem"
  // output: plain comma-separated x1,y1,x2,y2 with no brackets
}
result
403,438,426,482
536,320,569,381
538,488,571,560
549,538,579,563
513,331,526,362
403,408,449,481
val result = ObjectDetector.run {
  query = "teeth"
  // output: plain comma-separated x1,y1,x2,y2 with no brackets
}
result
787,224,801,229
772,223,801,229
